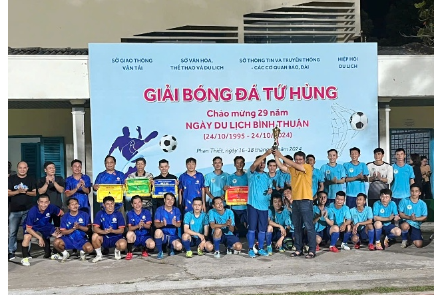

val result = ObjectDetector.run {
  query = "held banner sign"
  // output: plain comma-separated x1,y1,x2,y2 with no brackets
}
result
88,43,378,179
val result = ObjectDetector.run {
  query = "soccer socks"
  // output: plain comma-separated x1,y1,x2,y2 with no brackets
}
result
258,231,265,249
343,232,351,244
266,232,272,246
387,232,396,239
368,229,375,244
213,238,221,252
155,238,163,253
127,243,134,253
375,228,382,242
22,245,30,258
401,230,409,241
330,232,339,247
95,248,102,256
247,230,256,249
182,240,191,252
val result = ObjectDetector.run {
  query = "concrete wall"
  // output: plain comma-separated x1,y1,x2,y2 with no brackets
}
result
9,0,356,47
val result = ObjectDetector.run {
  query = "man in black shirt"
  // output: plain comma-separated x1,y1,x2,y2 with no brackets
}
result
8,161,37,260
152,159,178,217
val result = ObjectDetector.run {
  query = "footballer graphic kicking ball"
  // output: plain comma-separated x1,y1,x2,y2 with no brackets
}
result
159,135,177,152
349,112,368,130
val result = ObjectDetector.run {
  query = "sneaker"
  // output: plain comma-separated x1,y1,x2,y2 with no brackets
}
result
375,242,384,250
368,243,375,251
169,250,175,256
157,251,164,260
291,246,296,251
354,242,361,249
401,240,408,248
115,250,121,260
214,251,220,259
226,248,233,255
21,257,30,266
252,242,258,254
197,248,204,256
384,237,390,248
257,249,269,256
248,249,256,258
341,243,350,251
92,255,103,263
267,245,273,256
125,252,133,260
186,251,193,258
8,253,16,260
316,244,320,252
329,246,339,253
141,250,149,257
80,250,86,261
51,253,62,260
61,251,70,262
303,245,309,253
278,247,285,253
233,250,241,255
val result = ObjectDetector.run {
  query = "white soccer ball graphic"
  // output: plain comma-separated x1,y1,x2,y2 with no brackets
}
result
159,135,177,152
349,112,368,130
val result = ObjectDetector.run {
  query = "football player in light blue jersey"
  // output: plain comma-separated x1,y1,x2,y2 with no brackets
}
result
209,197,242,258
372,188,401,250
266,194,292,255
277,155,293,192
54,197,93,262
204,156,229,208
343,147,369,209
125,195,155,260
320,149,346,206
154,192,182,259
398,184,428,248
178,157,206,213
267,159,281,202
225,156,249,237
324,191,352,252
306,154,324,202
391,148,415,206
182,197,213,258
246,150,273,258
91,196,127,263
349,193,375,250
313,191,329,252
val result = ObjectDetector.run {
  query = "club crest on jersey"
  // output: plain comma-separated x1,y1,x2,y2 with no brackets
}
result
394,169,398,174
232,179,237,184
349,168,354,173
190,219,195,225
211,178,215,183
380,209,385,213
112,217,117,222
326,170,330,175
46,213,51,217
407,205,413,210
79,218,83,223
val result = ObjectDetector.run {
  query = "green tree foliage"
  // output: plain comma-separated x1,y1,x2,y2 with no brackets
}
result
414,0,434,46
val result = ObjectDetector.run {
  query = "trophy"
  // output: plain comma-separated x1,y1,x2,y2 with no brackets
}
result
272,126,281,150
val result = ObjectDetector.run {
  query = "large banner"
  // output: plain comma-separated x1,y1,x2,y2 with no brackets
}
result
89,43,378,178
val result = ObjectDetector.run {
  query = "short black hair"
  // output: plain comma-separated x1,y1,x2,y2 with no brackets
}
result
159,159,169,165
135,157,146,165
233,156,245,163
44,161,55,169
192,197,203,204
336,191,346,198
306,154,315,160
284,155,293,161
164,192,175,200
103,196,115,203
38,193,50,201
410,183,421,191
71,159,82,166
212,156,222,162
356,192,367,199
293,151,306,159
379,188,392,197
186,157,197,164
131,195,142,203
373,148,384,154
104,155,116,163
66,197,79,206
350,147,361,154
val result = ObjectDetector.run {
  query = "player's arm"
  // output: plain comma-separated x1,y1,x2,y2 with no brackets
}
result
184,224,203,239
250,149,273,172
274,149,305,171
154,219,165,229
92,224,108,235
24,226,44,242
323,214,335,227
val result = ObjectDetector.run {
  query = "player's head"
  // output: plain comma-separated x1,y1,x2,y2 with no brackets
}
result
158,159,170,174
410,183,421,199
255,155,266,172
356,193,367,207
350,147,361,161
186,157,197,172
135,157,146,165
163,192,176,207
43,161,55,170
131,195,143,210
267,159,277,172
102,196,115,213
212,196,224,212
379,188,392,206
317,191,327,205
327,149,339,162
192,197,204,212
373,148,384,161
233,156,245,170
104,155,116,171
212,156,223,170
334,191,346,207
282,185,292,200
71,159,83,174
306,154,315,166
272,194,283,210
395,148,406,161
67,197,79,211
37,194,51,211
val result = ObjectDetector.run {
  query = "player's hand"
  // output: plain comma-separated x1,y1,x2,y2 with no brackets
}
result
139,220,144,229
38,237,45,247
172,216,178,227
73,222,79,229
280,226,285,236
411,213,416,221
352,224,358,235
226,217,232,226
163,218,167,227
